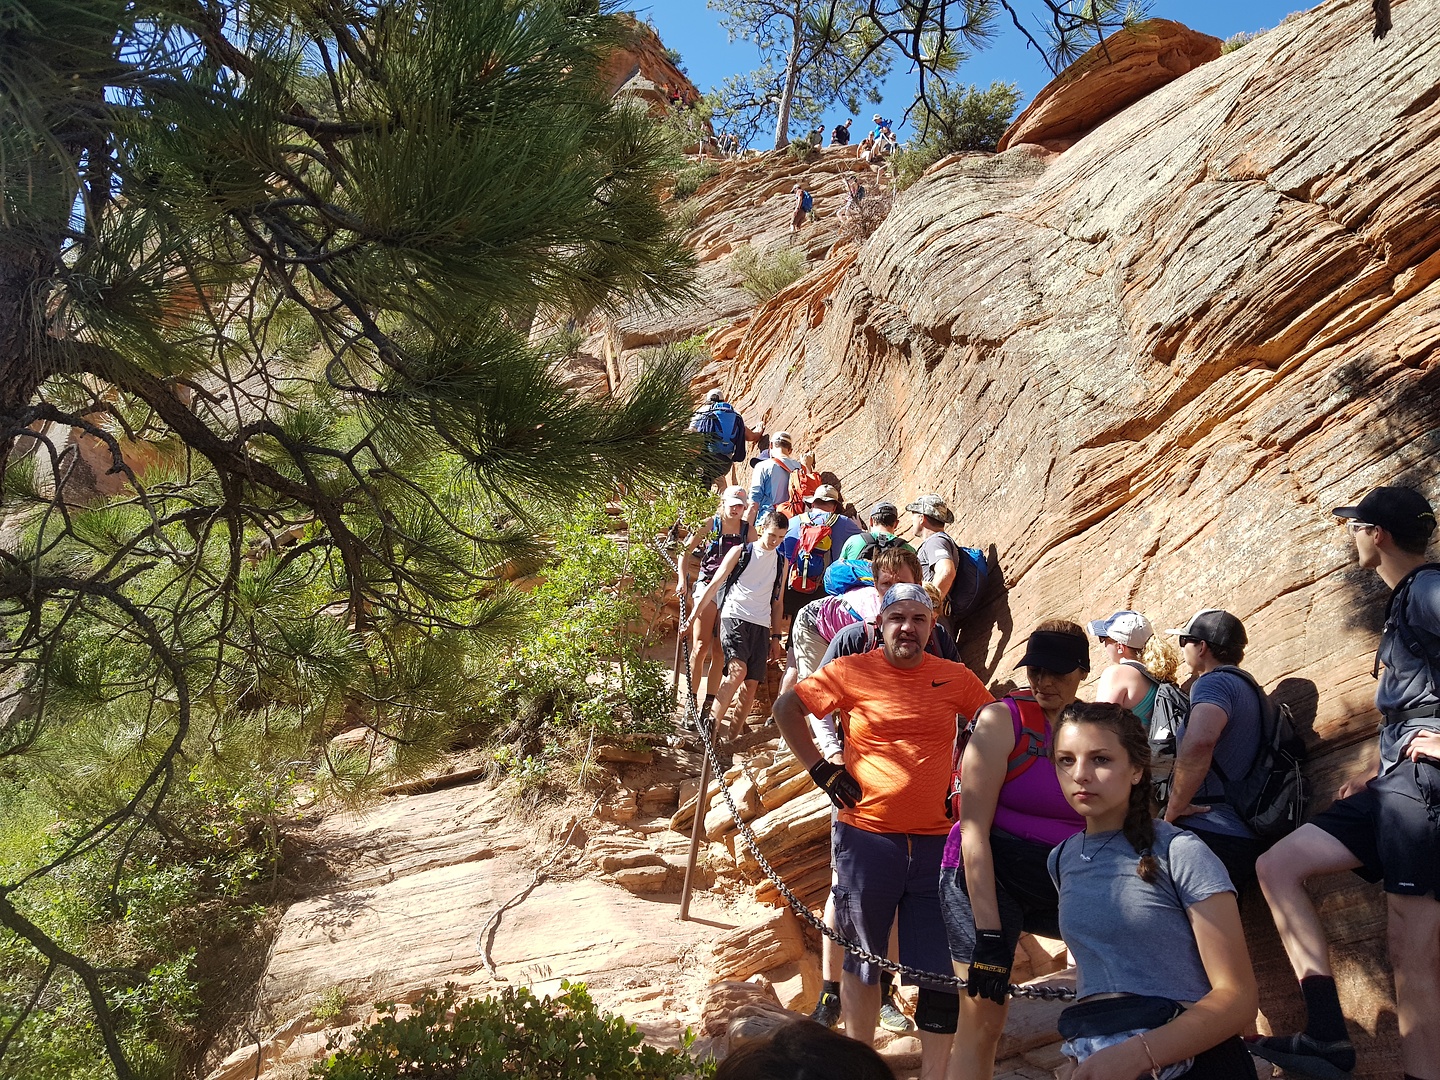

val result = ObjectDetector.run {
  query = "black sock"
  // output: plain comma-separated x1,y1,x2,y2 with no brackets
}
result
821,979,839,998
1300,976,1348,1044
880,971,894,998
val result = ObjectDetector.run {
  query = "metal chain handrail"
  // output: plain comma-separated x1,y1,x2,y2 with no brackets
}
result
656,535,1074,1002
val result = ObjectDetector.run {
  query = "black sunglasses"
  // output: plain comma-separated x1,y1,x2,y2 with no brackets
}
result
1179,635,1203,647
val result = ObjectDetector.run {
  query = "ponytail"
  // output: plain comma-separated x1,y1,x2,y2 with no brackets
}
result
1124,774,1160,884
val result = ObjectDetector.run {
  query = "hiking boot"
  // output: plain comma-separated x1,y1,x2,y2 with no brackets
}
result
878,992,915,1033
1246,1033,1354,1080
809,991,840,1029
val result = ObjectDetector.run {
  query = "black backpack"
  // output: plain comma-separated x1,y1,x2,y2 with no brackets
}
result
1121,660,1187,811
1376,563,1440,695
855,531,907,559
1204,666,1310,845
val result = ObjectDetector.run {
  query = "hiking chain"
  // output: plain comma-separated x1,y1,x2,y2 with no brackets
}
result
656,537,1074,1002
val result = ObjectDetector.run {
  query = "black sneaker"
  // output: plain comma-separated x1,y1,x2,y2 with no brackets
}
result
1246,1033,1354,1080
809,991,840,1029
878,992,915,1033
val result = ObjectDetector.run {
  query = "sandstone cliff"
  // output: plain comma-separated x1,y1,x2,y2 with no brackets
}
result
688,0,1438,1070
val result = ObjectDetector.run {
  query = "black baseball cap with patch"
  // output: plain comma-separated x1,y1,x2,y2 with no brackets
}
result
1333,486,1436,544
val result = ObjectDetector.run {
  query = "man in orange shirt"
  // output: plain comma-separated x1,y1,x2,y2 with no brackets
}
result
772,583,992,1080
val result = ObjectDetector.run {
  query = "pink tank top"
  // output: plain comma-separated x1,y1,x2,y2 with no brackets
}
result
942,696,1084,867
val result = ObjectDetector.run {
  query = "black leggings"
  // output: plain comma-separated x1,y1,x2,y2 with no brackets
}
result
1183,1035,1254,1079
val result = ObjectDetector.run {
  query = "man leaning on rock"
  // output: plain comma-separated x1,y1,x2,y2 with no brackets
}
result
1250,486,1440,1080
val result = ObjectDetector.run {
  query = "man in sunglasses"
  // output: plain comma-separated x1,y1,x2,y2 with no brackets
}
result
1250,486,1440,1080
1162,608,1267,895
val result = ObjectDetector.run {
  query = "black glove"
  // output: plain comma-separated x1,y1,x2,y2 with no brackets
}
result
966,929,1012,1005
808,759,862,809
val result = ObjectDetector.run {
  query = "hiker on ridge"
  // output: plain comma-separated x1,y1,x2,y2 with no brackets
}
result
790,185,812,233
830,118,852,146
1250,486,1440,1080
748,431,802,519
774,583,992,1080
1161,610,1266,895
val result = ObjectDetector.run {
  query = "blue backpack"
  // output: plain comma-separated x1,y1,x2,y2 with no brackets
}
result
823,558,873,595
691,402,745,462
799,190,813,213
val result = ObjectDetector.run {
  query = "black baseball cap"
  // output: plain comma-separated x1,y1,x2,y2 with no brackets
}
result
1165,609,1248,649
1333,486,1436,544
868,501,899,521
1014,630,1090,674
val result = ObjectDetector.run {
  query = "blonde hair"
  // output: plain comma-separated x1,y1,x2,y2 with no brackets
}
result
1140,635,1182,684
922,581,944,609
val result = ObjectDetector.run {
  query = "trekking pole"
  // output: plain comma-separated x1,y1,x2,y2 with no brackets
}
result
678,721,712,922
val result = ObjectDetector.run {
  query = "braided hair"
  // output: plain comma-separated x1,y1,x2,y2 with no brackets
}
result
1057,701,1160,883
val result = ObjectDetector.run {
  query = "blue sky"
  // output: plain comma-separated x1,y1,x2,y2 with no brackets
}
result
638,1,1313,142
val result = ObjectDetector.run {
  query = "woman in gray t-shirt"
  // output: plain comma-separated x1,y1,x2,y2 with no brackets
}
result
1048,702,1258,1080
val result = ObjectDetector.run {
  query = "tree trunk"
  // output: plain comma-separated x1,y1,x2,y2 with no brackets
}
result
772,0,806,150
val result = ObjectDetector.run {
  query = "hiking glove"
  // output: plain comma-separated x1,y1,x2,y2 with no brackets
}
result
967,930,1012,1005
808,759,862,809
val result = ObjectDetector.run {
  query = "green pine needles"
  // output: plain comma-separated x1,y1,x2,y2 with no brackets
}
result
0,0,706,1076
313,983,710,1080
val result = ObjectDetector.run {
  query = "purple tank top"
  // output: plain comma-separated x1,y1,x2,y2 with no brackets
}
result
941,696,1085,867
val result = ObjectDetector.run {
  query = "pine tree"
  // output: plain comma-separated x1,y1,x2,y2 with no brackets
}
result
0,1,699,1074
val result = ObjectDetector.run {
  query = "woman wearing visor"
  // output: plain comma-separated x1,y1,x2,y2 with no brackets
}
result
940,621,1090,1080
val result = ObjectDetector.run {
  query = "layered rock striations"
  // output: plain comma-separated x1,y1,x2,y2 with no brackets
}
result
696,0,1439,1069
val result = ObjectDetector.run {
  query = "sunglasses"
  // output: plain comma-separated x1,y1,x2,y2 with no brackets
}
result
1179,635,1203,647
1345,521,1377,535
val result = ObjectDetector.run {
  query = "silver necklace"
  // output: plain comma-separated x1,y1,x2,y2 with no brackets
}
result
1079,830,1122,862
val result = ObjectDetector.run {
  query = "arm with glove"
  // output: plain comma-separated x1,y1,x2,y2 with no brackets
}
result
957,700,1018,1005
772,688,861,809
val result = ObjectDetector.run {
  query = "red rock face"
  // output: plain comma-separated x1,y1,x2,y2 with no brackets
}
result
597,14,700,118
999,19,1223,152
692,3,1439,1066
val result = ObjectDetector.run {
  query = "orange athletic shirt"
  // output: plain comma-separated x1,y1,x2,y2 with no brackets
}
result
795,651,992,835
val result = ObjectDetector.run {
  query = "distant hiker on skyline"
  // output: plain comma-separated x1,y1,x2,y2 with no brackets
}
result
1251,486,1440,1080
831,118,852,146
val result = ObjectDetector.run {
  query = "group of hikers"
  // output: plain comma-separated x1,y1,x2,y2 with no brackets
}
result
683,393,1440,1080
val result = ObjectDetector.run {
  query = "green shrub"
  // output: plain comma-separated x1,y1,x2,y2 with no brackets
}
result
311,982,709,1079
786,137,816,161
894,81,1022,190
1221,29,1263,52
731,244,806,302
671,161,721,199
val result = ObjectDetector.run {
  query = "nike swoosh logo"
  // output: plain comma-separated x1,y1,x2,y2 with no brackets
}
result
932,680,951,687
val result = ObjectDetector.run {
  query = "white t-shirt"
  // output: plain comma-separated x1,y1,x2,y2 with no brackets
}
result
722,544,782,626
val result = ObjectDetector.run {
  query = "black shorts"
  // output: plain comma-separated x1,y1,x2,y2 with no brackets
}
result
720,617,770,679
1177,824,1264,897
939,828,1061,964
1310,759,1440,896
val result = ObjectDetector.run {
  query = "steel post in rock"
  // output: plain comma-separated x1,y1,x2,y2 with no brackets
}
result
678,721,713,921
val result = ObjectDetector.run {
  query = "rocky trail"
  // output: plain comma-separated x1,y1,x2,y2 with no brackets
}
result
205,728,1079,1080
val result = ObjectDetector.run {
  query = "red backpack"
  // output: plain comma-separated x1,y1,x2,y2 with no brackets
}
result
788,512,838,595
779,462,822,520
946,691,1048,820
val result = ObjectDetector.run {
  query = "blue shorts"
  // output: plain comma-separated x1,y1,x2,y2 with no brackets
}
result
831,821,953,990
